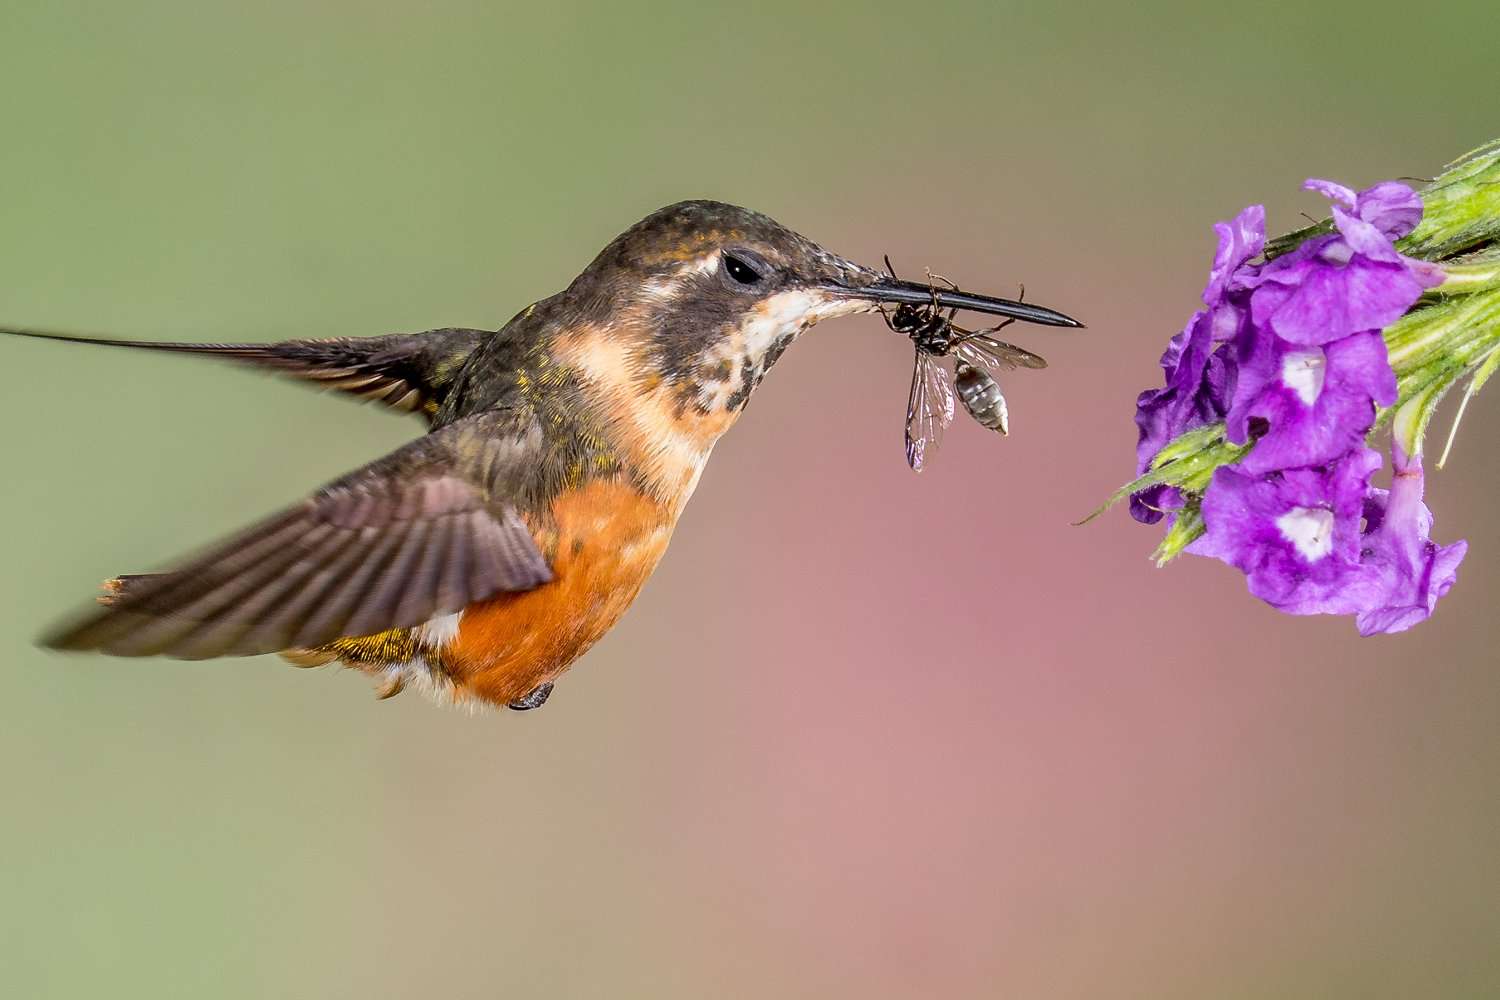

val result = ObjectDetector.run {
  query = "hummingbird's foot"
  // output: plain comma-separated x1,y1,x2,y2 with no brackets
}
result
507,682,554,712
374,672,406,700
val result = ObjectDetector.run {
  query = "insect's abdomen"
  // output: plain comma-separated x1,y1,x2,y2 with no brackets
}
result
954,363,1008,435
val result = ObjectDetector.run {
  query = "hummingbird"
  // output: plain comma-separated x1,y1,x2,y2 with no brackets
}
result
4,200,1080,711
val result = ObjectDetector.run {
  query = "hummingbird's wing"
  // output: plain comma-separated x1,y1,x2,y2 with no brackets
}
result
1,327,487,425
42,411,552,659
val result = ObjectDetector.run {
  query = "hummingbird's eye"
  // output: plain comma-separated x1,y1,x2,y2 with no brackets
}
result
721,251,765,287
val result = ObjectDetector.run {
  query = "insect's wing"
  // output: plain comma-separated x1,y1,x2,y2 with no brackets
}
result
905,352,955,472
954,334,1048,374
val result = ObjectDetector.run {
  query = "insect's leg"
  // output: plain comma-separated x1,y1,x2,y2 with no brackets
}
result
924,268,960,291
974,316,1018,337
963,284,1025,336
922,269,960,321
947,313,1018,347
883,254,899,280
922,270,942,312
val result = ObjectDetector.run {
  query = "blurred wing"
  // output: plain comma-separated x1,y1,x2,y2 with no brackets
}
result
953,333,1048,375
220,333,481,419
43,411,552,659
904,351,955,472
1,327,487,425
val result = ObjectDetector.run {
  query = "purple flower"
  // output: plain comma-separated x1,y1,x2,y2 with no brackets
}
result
1302,178,1451,256
1204,203,1267,303
1129,483,1184,524
1227,330,1397,474
1189,448,1381,612
1246,181,1443,347
1129,177,1468,635
1130,205,1262,523
1189,445,1466,634
1339,448,1467,635
1130,323,1240,523
1133,310,1242,471
1303,179,1424,239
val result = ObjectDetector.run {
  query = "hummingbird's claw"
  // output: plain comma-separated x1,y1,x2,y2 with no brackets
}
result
507,681,554,711
375,672,407,700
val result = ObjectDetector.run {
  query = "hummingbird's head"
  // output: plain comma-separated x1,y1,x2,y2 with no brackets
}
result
571,200,879,419
566,200,1078,420
549,200,1079,500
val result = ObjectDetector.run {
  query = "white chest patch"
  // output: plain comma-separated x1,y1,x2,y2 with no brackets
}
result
1276,506,1335,562
416,611,463,648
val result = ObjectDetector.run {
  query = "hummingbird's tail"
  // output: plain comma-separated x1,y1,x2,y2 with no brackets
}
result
1,325,489,424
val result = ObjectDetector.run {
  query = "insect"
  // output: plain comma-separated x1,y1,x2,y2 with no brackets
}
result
880,258,1048,472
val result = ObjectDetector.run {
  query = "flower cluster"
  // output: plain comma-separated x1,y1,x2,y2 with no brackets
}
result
1131,180,1466,635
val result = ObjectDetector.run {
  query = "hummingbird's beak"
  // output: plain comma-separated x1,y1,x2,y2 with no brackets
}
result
826,275,1085,329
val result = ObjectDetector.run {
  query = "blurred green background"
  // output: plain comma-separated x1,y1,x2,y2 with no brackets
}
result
3,2,1497,997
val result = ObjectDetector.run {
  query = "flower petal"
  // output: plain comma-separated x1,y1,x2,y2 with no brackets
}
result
1354,181,1424,240
1229,332,1396,473
1303,178,1357,209
1341,452,1468,635
1188,448,1380,610
1251,254,1429,345
1204,204,1266,306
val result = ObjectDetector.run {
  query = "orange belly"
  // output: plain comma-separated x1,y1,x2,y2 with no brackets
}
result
436,478,676,705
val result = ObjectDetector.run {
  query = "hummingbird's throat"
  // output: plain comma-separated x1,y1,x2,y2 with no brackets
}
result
687,288,870,416
555,287,868,505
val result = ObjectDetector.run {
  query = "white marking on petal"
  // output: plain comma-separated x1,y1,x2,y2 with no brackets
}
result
1281,348,1326,407
1320,242,1354,266
1276,506,1335,562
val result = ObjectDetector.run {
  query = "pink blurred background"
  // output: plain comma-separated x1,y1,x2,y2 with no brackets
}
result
2,2,1496,997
